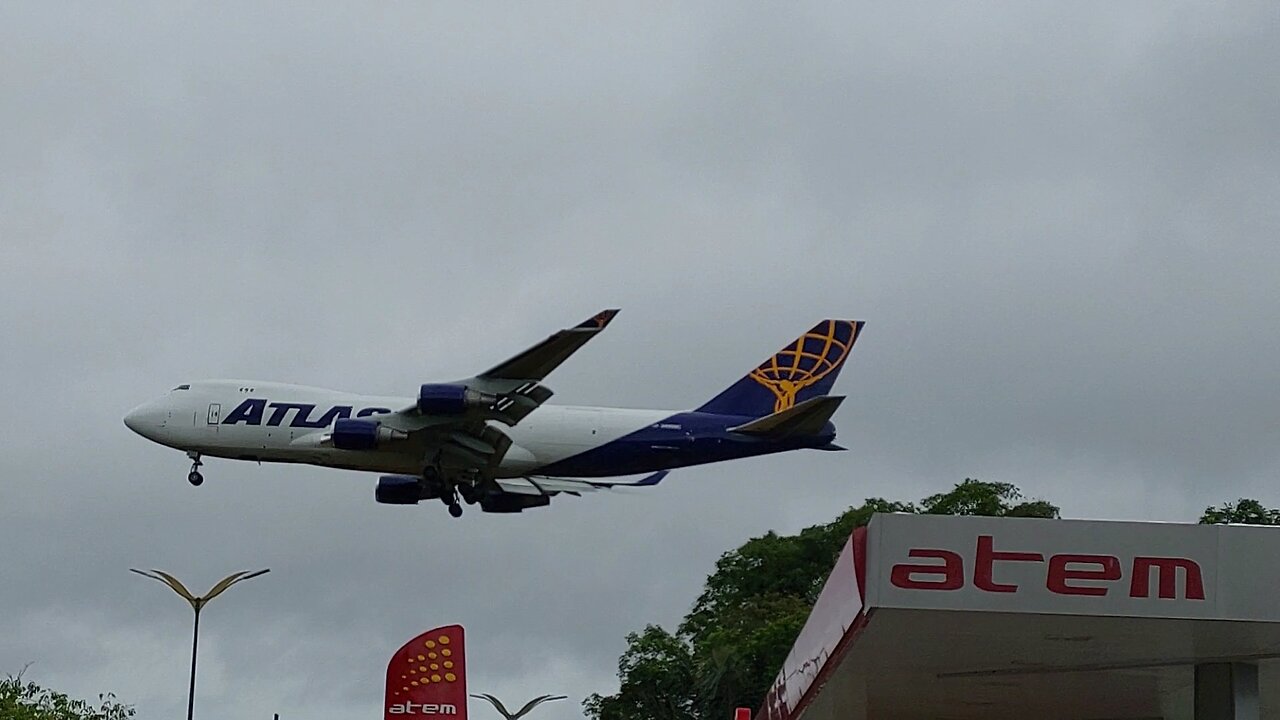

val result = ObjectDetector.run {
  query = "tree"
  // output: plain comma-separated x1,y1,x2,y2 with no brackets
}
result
0,672,134,720
1199,498,1280,525
920,478,1059,518
583,626,696,720
586,480,1057,720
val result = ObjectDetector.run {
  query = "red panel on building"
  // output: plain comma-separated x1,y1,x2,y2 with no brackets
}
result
758,527,868,720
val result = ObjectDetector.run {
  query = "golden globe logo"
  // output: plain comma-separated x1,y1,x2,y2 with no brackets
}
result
386,701,459,716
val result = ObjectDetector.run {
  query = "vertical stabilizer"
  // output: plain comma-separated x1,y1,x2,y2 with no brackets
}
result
697,319,863,418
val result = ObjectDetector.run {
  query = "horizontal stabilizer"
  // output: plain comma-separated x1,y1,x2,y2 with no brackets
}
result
728,396,844,437
500,470,669,497
628,470,668,486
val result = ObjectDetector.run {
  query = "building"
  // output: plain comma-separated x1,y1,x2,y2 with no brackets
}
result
757,513,1280,720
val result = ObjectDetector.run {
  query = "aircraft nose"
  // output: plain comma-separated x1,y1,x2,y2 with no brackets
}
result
124,401,164,439
123,407,143,434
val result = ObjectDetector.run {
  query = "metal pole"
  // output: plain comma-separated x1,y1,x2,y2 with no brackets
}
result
188,606,200,720
130,569,267,720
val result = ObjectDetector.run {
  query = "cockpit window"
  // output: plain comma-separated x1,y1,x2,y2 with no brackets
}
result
172,384,191,391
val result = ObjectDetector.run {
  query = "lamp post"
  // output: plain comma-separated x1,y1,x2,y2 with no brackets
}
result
130,568,269,720
470,694,567,720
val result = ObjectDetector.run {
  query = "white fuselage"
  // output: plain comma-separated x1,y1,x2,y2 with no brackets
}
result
124,380,674,478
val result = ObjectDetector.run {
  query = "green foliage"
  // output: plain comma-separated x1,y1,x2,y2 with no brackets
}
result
583,626,696,720
1199,498,1280,525
585,480,1057,720
921,478,1059,518
0,673,134,720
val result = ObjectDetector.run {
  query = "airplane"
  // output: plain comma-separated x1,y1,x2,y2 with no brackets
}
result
123,311,864,517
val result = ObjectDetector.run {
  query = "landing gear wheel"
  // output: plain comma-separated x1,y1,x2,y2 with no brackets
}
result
445,484,464,518
458,483,479,505
186,451,204,487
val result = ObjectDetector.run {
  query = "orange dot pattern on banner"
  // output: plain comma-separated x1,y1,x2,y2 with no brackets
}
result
390,629,465,696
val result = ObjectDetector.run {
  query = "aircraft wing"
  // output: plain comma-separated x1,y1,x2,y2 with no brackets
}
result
479,308,620,382
496,471,669,497
368,309,620,476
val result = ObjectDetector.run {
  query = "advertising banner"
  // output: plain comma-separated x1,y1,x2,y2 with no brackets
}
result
385,624,468,720
869,514,1222,619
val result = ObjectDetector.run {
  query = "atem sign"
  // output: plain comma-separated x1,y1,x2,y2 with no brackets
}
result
387,702,458,716
890,535,1205,600
385,625,468,720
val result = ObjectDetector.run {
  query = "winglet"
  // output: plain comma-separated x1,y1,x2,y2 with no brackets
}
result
575,308,620,330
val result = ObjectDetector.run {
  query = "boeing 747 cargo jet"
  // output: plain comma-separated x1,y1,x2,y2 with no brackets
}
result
124,311,863,517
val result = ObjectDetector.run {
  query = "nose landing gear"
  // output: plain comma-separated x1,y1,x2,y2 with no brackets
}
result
186,451,204,486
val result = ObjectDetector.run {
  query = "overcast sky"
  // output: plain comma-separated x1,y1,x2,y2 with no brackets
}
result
2,2,1278,718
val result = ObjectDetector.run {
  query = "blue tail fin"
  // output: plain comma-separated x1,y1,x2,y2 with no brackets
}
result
697,319,864,418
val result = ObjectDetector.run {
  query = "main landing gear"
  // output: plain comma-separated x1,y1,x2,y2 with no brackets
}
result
425,467,464,518
439,486,464,518
186,451,204,486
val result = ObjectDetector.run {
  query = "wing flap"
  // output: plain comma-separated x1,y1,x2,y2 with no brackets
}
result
491,382,554,425
728,396,845,437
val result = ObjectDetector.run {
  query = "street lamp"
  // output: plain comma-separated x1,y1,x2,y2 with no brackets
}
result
470,694,567,720
130,568,269,720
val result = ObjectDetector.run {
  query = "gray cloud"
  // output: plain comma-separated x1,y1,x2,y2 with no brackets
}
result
2,2,1278,717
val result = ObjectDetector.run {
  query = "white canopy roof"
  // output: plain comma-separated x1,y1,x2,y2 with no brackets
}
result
758,514,1280,720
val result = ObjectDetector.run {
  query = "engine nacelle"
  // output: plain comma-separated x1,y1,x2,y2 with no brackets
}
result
331,419,407,450
375,475,446,505
479,492,551,514
375,475,420,504
417,384,498,415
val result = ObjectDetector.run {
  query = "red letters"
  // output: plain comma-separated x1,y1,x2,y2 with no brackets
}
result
1130,556,1205,600
889,549,963,590
1046,554,1122,596
888,537,1204,601
974,535,1044,593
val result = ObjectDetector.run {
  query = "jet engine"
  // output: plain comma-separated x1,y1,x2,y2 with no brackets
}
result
374,475,445,504
417,384,498,415
330,419,407,450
